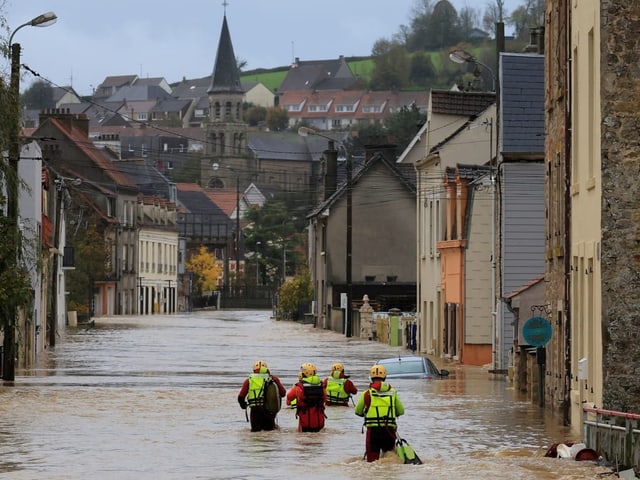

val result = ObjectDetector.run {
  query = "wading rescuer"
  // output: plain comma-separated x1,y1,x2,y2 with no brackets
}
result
286,362,326,432
238,360,286,432
322,362,358,406
355,364,405,462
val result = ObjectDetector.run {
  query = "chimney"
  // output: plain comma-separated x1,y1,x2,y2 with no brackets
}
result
324,140,338,200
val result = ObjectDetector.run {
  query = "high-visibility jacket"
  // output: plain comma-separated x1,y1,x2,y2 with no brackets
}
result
247,373,270,407
363,384,399,428
325,377,350,404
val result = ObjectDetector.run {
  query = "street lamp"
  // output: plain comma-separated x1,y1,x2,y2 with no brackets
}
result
449,49,496,92
2,11,57,382
298,126,352,337
450,48,502,371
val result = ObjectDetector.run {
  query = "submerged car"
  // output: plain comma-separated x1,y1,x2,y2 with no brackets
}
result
375,356,450,379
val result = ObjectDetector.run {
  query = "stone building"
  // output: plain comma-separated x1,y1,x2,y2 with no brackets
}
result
546,0,640,430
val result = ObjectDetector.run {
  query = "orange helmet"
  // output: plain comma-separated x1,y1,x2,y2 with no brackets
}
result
253,360,268,374
370,364,387,380
331,362,344,378
300,362,317,377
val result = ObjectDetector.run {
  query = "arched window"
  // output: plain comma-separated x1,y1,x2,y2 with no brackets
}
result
225,101,232,118
208,177,224,189
220,133,225,155
210,133,217,154
214,102,221,119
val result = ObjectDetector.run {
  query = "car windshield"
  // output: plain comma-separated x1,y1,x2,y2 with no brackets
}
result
382,360,424,375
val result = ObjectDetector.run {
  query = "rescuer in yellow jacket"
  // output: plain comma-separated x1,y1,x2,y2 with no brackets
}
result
354,364,405,462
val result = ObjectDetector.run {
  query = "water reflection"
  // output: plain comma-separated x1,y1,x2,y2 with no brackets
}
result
0,310,609,479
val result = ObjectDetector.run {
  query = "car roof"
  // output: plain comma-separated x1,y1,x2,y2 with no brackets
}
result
377,356,424,363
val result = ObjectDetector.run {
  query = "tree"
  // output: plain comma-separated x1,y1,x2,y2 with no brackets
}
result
509,0,545,41
409,51,436,87
458,6,481,41
265,107,288,131
65,205,110,318
276,268,313,320
244,105,267,126
170,152,202,183
185,245,223,295
483,0,507,36
243,191,311,286
384,104,426,155
20,80,55,110
370,39,411,90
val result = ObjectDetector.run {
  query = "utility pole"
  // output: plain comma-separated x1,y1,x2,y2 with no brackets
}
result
345,153,353,338
49,181,64,347
2,11,57,381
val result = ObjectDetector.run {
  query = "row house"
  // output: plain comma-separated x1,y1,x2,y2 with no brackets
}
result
32,109,182,320
279,89,430,131
544,0,640,439
136,196,179,315
307,145,417,331
407,90,495,364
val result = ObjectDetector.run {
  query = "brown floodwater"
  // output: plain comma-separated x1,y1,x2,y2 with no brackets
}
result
0,310,611,479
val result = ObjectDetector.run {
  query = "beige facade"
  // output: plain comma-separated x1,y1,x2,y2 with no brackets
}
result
137,199,179,315
244,82,275,108
415,100,495,360
308,153,416,329
569,0,603,428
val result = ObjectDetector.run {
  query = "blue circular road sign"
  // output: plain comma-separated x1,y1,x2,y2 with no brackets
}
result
522,316,552,347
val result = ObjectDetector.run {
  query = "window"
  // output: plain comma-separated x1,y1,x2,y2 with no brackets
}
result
336,105,354,112
137,112,148,121
194,108,205,117
363,105,382,113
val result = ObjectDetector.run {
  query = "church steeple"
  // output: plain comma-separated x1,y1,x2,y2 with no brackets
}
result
208,15,243,95
202,10,251,191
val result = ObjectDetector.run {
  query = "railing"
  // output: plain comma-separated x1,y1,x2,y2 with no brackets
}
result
583,406,640,470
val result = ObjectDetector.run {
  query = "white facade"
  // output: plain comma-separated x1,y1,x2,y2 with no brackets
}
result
137,228,178,315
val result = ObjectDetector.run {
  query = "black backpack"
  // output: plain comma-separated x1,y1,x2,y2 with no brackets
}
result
302,383,324,407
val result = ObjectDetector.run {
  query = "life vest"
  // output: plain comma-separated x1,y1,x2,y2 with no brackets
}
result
247,373,270,407
295,376,326,430
363,384,398,428
325,377,349,404
300,376,324,408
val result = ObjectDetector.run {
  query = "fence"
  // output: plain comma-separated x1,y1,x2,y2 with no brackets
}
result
583,406,640,470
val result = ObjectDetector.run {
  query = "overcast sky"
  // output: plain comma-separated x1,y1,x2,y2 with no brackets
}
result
4,0,520,96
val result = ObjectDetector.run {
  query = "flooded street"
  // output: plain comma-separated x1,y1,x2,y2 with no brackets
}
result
0,310,609,479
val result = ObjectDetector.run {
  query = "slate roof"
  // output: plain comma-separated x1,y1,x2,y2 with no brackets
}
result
172,76,211,99
108,85,172,102
149,97,192,114
176,183,233,221
99,75,138,88
110,158,173,198
430,90,495,116
278,56,357,92
308,150,416,218
247,130,340,162
208,15,243,95
500,53,545,155
43,116,136,188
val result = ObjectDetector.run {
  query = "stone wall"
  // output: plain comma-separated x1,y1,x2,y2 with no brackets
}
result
600,1,640,414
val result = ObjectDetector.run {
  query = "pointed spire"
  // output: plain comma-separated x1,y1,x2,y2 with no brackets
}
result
208,15,243,95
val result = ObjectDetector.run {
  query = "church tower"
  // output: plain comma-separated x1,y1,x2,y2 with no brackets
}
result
202,12,251,189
